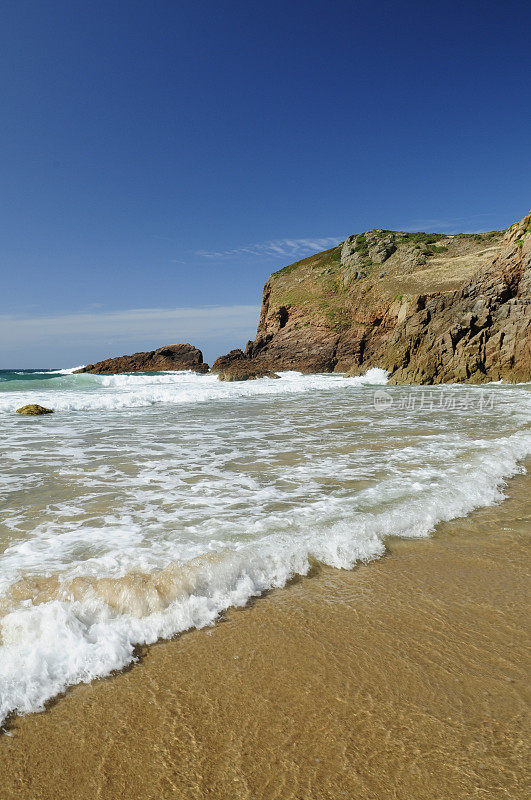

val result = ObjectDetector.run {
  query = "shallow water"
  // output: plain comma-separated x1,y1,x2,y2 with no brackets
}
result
0,367,530,724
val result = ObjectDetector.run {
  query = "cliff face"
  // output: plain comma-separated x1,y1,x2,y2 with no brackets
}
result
75,344,209,374
214,214,530,384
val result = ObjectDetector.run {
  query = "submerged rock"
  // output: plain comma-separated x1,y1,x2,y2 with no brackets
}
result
16,404,54,415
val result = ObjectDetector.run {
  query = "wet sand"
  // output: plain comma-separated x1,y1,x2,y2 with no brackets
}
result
1,471,529,800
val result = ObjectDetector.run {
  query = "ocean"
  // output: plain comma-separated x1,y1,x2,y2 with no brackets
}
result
0,367,530,726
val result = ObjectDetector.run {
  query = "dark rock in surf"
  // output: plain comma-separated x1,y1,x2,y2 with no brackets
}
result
217,366,280,381
211,349,279,381
16,404,54,415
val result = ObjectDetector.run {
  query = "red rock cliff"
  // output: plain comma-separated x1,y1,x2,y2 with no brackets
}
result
213,213,530,384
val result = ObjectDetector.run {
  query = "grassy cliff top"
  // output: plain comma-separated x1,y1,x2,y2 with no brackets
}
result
265,227,506,332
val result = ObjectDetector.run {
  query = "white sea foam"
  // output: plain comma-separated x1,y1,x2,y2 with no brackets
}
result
0,369,529,725
36,366,86,375
0,368,387,414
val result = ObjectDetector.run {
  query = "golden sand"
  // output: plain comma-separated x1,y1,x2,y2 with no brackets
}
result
1,472,529,800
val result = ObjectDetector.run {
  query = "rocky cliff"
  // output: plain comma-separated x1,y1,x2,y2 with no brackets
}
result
213,213,530,384
75,343,209,374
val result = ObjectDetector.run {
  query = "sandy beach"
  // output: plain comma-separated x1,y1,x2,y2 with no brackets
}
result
1,468,529,800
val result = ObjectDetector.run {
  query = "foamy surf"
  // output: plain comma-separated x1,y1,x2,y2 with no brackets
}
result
0,368,388,414
0,368,529,725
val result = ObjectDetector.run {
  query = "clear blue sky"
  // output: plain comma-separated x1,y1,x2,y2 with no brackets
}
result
1,0,530,367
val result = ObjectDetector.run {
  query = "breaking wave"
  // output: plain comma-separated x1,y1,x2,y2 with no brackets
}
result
0,368,388,413
0,367,529,725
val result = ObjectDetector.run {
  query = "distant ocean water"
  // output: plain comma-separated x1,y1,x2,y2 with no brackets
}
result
0,367,530,725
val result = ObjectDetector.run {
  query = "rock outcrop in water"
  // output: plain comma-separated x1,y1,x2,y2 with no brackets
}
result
16,404,54,415
211,350,279,381
74,344,209,375
215,213,531,384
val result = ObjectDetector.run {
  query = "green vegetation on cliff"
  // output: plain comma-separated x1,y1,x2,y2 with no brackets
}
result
265,227,506,337
236,214,530,383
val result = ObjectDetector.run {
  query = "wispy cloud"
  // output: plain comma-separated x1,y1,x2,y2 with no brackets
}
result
197,236,341,260
401,213,499,234
0,305,260,351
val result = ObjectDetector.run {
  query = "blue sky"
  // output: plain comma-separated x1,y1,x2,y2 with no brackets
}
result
1,0,530,367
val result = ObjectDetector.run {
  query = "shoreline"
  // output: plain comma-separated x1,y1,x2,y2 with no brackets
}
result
1,467,529,799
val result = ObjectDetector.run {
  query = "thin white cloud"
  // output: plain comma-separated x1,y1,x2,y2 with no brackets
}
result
0,305,260,349
401,213,499,233
197,236,341,260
